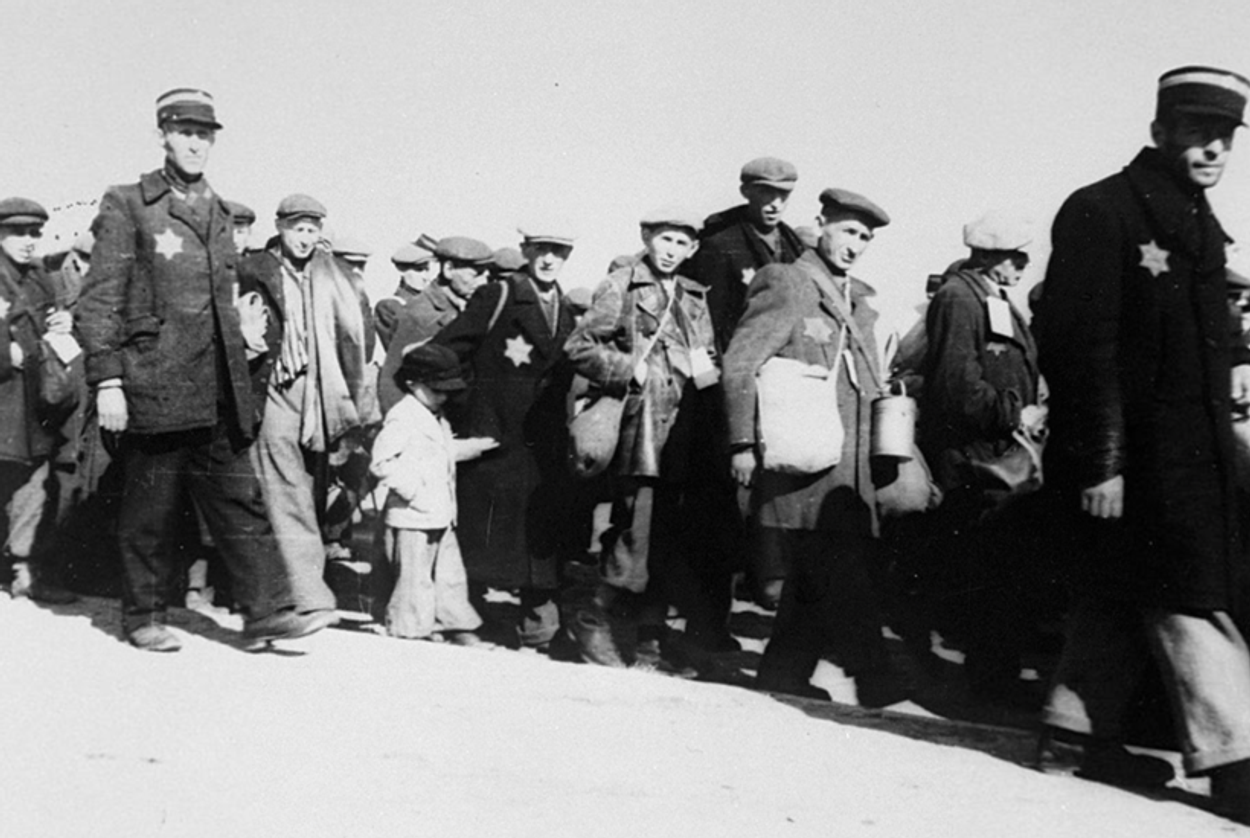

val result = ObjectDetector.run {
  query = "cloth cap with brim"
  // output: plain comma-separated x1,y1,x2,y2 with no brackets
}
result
640,206,702,236
156,88,222,130
391,242,435,267
397,342,467,391
518,224,577,248
819,188,890,228
963,212,1032,252
492,247,526,272
434,236,494,265
740,157,798,191
226,201,256,225
332,234,372,261
1158,65,1250,125
0,197,49,227
275,194,327,222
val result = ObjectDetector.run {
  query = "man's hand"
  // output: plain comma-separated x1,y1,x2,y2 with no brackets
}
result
44,310,73,335
96,385,128,433
1233,364,1250,409
731,449,757,488
9,341,23,369
1081,474,1123,519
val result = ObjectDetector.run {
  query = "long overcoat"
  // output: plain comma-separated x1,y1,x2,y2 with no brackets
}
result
76,170,256,437
0,254,60,462
1035,147,1248,611
723,249,879,536
377,281,462,415
564,260,716,481
434,272,576,590
921,267,1039,491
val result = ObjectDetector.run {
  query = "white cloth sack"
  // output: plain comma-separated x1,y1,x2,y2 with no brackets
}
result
756,357,843,474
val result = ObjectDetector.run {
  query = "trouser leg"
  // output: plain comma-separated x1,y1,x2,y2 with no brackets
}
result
385,528,437,638
433,528,481,633
1146,609,1250,774
253,376,336,611
3,461,47,559
187,423,286,620
117,432,191,631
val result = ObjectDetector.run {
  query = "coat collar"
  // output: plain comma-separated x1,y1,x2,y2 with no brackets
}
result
1125,147,1228,272
138,168,231,244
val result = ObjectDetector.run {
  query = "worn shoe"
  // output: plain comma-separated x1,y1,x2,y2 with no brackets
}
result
855,672,912,709
244,608,339,644
10,562,78,604
518,600,560,649
445,630,496,649
570,609,626,668
1210,759,1250,825
1076,742,1175,789
127,624,182,652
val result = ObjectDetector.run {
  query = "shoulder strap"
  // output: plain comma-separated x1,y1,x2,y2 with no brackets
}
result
486,278,510,333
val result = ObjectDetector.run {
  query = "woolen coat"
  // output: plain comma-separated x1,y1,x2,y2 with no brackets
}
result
76,170,257,438
0,254,60,463
434,272,577,590
723,249,880,536
920,267,1039,491
1035,147,1248,611
564,259,716,480
377,282,462,415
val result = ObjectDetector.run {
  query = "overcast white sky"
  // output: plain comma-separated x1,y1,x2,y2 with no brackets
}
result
5,0,1250,336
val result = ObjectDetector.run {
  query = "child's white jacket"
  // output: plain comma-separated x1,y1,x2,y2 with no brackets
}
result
370,394,465,530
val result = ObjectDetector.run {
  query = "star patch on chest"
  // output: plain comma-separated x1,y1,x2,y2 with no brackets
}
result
1139,240,1170,278
0,297,10,320
987,342,1008,356
803,317,834,343
154,228,184,261
503,335,534,367
740,266,756,286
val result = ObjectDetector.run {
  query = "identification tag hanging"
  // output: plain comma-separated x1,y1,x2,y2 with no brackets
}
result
986,296,1014,339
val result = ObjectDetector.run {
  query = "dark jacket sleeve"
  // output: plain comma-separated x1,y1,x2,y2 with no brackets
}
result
432,280,501,365
1036,191,1125,488
925,281,1021,439
564,274,634,395
75,188,134,384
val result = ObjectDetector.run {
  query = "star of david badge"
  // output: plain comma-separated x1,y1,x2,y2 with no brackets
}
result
987,342,1008,356
803,317,833,343
154,228,184,261
740,267,756,286
1139,240,1170,278
0,297,10,320
504,335,533,367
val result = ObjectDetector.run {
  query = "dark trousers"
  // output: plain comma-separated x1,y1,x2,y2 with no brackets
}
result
756,528,889,689
118,424,287,632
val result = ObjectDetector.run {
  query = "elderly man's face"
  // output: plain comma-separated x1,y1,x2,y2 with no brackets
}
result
1154,112,1239,189
741,183,791,230
400,260,437,291
817,213,874,274
278,217,323,262
985,251,1029,288
443,260,489,300
0,224,43,265
162,121,215,177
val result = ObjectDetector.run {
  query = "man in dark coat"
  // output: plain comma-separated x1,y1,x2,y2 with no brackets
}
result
1035,66,1250,820
75,89,335,651
374,243,438,350
435,226,577,648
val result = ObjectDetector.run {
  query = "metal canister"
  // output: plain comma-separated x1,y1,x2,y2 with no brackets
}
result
871,389,916,460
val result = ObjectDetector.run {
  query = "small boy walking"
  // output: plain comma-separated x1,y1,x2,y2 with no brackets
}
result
370,343,498,643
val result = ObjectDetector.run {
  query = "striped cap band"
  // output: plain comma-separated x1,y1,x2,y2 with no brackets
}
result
155,88,222,128
1158,66,1249,123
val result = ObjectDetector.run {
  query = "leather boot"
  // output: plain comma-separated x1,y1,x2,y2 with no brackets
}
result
10,561,78,604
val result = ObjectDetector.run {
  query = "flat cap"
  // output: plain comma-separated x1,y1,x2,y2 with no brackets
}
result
640,205,702,235
518,223,577,248
275,194,327,221
492,247,526,272
962,212,1032,251
391,242,435,267
226,201,256,225
332,234,372,261
740,157,798,191
156,88,222,130
1158,65,1250,125
397,342,467,392
819,188,890,228
0,197,49,226
434,236,494,265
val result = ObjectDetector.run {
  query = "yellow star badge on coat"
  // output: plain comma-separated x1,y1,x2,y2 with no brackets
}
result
803,317,834,343
154,228,184,261
504,335,533,367
987,342,1008,356
0,297,10,320
1139,240,1170,277
740,266,756,286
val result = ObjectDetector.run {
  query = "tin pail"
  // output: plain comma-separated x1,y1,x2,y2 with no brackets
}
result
871,392,916,460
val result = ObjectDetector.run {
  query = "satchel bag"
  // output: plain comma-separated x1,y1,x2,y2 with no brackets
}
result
567,380,626,479
873,442,943,518
968,427,1045,497
36,337,80,421
756,356,844,474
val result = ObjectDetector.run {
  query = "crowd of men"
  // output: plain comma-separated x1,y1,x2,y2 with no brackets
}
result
4,66,1250,824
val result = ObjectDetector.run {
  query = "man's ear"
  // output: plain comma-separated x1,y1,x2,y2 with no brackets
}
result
1149,119,1166,149
739,184,751,202
639,227,655,248
686,240,699,259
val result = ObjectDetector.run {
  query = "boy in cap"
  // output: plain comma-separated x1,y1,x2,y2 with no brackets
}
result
374,242,439,350
724,187,907,706
434,224,578,649
75,89,331,650
564,207,718,670
1034,66,1250,817
370,342,498,642
226,201,256,253
241,193,376,621
377,236,493,414
0,197,77,604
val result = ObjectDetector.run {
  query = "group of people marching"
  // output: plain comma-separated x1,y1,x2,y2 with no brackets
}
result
6,65,1250,824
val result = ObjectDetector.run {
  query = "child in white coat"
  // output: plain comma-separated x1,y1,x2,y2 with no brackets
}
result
370,343,498,642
